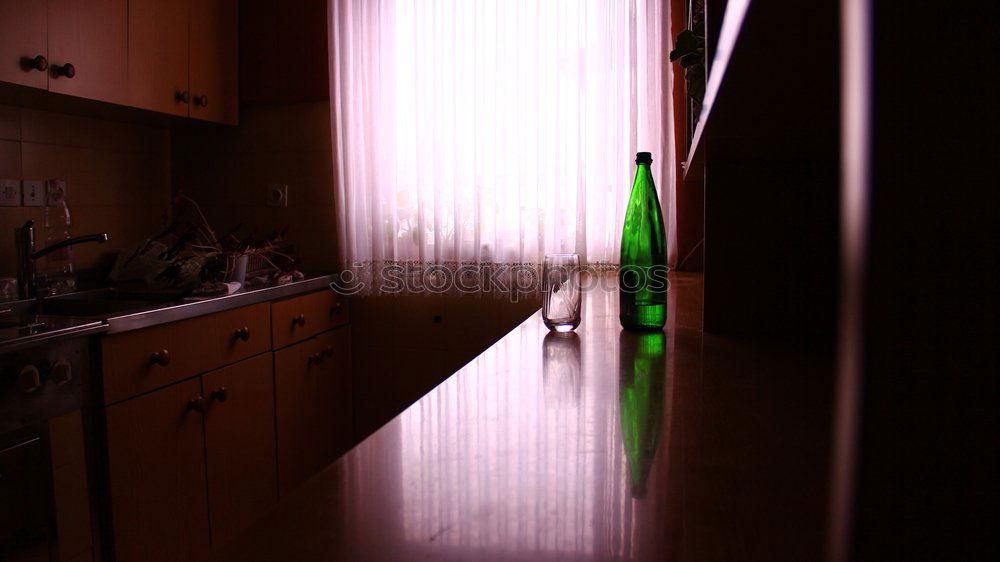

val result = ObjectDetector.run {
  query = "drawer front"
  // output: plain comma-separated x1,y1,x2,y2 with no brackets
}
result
102,303,271,404
271,289,349,349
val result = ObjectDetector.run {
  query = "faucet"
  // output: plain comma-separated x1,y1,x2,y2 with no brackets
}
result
15,220,109,299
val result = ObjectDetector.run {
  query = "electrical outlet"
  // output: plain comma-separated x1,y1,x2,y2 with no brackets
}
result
46,179,68,205
266,184,289,207
22,180,45,206
0,179,21,206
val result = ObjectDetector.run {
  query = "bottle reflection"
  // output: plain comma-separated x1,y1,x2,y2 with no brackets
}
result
542,331,581,404
618,330,666,498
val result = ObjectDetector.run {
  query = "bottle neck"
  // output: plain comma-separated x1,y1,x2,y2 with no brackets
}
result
633,163,652,184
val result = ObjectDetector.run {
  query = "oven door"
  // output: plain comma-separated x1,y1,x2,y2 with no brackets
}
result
0,431,54,562
1,411,96,562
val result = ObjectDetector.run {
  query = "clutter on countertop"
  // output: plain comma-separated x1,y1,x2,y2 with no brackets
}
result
109,192,303,296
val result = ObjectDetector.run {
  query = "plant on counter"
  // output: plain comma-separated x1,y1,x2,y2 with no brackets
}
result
109,192,301,295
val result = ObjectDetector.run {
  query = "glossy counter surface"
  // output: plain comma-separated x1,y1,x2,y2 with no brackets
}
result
215,273,835,562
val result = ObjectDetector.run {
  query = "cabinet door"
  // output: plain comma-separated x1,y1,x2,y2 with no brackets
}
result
0,0,47,88
202,353,277,549
47,0,127,104
189,0,238,124
127,0,190,116
274,327,352,496
105,378,210,562
316,327,353,459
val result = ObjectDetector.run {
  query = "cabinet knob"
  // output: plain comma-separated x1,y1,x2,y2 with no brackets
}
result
308,352,324,366
322,346,334,358
176,90,190,104
210,387,229,403
234,326,251,341
330,301,343,316
17,365,41,393
53,62,75,78
22,55,48,72
150,349,171,366
50,359,73,385
187,396,205,412
193,95,208,107
292,314,306,328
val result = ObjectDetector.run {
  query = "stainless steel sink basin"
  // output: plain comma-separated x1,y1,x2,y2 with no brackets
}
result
2,289,177,320
39,288,177,317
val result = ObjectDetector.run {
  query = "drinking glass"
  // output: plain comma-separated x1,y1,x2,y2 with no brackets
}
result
542,253,581,332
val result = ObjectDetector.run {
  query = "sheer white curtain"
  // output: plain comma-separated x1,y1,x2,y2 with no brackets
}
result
329,0,674,291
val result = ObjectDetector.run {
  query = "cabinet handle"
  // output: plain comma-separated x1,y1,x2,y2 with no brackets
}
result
150,349,171,366
22,55,48,72
53,62,75,78
187,396,205,412
308,352,324,366
210,387,229,403
234,326,251,341
330,301,343,316
292,314,306,328
176,90,190,104
193,95,208,107
322,346,334,358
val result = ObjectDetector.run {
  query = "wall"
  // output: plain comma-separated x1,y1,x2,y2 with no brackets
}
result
0,103,170,276
170,101,338,272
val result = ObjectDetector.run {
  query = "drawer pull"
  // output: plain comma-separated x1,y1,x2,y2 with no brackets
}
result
53,62,75,78
234,326,251,341
23,55,48,72
210,387,229,403
292,314,306,328
322,346,334,358
308,352,324,366
150,349,171,366
330,301,343,316
187,395,205,412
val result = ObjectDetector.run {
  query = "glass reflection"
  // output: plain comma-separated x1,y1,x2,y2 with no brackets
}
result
542,331,581,405
618,330,666,498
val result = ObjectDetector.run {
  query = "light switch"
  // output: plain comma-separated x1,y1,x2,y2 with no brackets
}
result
22,180,45,206
0,179,21,206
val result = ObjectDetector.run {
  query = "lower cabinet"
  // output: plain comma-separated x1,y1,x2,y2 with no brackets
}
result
105,378,210,562
105,353,276,562
202,353,278,549
274,326,353,495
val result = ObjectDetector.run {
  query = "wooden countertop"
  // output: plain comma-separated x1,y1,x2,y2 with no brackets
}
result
213,273,835,562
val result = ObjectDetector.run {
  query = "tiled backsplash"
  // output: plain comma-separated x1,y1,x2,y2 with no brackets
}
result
0,104,171,275
172,101,338,271
1,100,337,284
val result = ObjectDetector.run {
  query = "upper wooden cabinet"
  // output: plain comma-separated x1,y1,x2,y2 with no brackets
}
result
0,0,48,88
47,0,128,104
127,0,190,117
127,0,238,124
189,0,238,124
1,0,238,124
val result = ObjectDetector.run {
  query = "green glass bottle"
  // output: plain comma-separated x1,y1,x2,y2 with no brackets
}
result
619,152,668,330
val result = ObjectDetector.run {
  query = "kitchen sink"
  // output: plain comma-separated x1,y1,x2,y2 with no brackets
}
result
2,289,177,321
38,288,178,318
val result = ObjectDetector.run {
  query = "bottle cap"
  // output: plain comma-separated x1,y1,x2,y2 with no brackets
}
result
635,152,653,164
